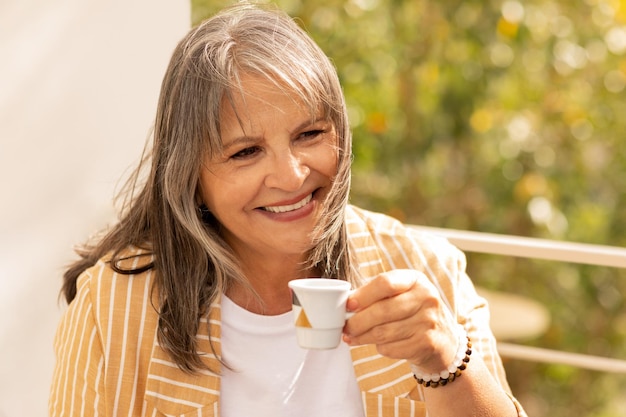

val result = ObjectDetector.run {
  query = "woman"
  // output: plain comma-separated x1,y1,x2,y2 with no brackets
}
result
50,3,526,416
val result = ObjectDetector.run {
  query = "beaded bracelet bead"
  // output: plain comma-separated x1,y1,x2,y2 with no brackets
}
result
410,325,472,388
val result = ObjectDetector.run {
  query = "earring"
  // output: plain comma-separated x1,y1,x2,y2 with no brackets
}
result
198,204,213,223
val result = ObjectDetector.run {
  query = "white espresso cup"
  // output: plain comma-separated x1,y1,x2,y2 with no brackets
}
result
288,278,353,349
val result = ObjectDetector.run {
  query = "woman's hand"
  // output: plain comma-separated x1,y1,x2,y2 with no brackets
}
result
343,269,459,373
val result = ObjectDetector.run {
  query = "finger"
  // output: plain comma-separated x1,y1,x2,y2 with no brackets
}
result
344,314,417,348
369,332,423,361
347,270,417,312
345,289,420,338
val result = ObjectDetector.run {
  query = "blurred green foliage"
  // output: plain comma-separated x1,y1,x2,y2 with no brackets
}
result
192,1,626,415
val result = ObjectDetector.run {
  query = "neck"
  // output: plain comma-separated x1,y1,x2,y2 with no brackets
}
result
226,253,317,315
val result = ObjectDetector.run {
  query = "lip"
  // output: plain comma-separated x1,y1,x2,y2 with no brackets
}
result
256,190,318,220
259,191,315,210
262,193,312,213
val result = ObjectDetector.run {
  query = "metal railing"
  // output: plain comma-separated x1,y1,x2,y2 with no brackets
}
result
412,226,626,373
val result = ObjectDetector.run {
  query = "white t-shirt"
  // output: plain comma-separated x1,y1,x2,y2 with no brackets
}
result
220,294,365,417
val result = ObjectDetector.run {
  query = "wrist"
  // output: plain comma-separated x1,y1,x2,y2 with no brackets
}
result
410,324,472,388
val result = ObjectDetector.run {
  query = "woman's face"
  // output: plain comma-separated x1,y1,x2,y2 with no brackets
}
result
199,75,338,264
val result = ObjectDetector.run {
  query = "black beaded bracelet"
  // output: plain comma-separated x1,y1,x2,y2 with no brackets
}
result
412,335,472,388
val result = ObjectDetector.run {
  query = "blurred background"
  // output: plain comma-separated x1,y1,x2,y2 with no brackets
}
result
2,0,626,416
0,1,189,416
193,0,626,415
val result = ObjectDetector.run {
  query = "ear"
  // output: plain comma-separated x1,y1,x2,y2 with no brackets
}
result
198,204,215,224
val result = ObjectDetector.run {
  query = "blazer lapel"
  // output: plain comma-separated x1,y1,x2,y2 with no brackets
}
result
347,207,426,416
144,302,222,416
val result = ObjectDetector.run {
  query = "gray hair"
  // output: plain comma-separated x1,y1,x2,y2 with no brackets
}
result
63,2,355,373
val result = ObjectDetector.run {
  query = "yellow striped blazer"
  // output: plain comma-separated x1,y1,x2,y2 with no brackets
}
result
49,205,526,416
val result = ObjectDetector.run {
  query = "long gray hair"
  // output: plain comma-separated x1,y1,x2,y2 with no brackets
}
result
62,2,354,373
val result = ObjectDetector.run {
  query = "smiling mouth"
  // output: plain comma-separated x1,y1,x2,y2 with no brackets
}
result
262,194,313,213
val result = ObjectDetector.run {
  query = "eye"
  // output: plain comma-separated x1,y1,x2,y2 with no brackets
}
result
298,129,325,140
231,146,261,160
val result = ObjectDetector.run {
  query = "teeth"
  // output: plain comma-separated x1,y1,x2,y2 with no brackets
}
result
264,194,312,213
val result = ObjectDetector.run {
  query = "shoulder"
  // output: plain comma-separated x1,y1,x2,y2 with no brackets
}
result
74,246,159,342
345,205,467,289
346,205,463,260
345,204,402,232
77,246,155,298
56,248,167,415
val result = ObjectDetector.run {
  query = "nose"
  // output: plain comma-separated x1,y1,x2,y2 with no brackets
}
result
264,149,310,191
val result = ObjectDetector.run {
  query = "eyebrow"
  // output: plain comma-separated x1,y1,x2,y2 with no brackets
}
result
221,136,259,153
221,116,329,152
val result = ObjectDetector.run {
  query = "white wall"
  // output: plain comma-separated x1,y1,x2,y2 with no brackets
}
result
0,1,190,416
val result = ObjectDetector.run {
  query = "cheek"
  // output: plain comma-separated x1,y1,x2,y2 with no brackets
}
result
198,170,214,206
200,170,258,214
322,145,340,177
198,170,231,214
